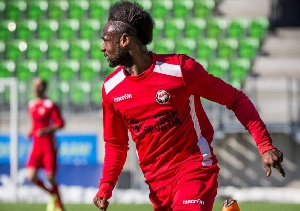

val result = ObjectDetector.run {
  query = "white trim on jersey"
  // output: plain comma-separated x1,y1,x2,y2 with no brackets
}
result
104,70,126,94
189,95,201,139
197,136,213,166
189,95,213,166
154,62,182,77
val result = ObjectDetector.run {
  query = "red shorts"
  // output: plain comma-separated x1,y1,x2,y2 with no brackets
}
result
26,137,58,175
149,165,219,211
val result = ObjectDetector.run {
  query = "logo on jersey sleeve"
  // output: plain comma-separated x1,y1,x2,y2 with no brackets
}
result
156,90,170,104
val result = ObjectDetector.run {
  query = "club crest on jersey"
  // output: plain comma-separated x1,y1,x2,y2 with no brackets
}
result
156,90,170,104
38,107,46,115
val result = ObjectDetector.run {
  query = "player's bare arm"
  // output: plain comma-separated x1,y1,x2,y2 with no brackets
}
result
261,148,285,177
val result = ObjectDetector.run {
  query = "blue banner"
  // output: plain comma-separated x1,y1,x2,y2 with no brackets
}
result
0,133,98,165
0,134,31,165
56,133,98,165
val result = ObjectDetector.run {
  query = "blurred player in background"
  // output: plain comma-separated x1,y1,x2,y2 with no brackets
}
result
93,1,285,211
26,77,65,211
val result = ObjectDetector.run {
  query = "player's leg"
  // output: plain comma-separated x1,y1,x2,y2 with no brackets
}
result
27,151,53,193
27,167,53,193
44,150,64,211
172,165,219,211
149,185,173,211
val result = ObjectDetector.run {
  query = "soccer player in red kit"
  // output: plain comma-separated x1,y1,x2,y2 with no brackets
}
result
27,78,65,211
93,1,285,211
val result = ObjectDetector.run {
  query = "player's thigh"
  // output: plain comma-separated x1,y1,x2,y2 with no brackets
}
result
172,172,218,211
43,150,58,176
149,184,174,211
27,150,43,169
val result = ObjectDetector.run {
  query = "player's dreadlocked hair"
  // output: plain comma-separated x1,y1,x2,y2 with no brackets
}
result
108,0,154,45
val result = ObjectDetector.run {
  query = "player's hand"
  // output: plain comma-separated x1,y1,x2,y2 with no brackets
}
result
93,197,109,210
93,183,113,210
36,129,48,136
261,148,285,177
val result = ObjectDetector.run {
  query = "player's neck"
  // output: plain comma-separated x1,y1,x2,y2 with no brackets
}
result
126,50,152,76
36,95,46,101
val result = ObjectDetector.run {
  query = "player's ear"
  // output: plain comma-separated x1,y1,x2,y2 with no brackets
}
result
119,33,130,48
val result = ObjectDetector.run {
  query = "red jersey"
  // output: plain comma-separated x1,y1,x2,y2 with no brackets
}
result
100,53,275,189
28,98,64,150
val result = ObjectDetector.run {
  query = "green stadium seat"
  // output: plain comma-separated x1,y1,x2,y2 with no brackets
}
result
196,38,218,60
239,37,260,60
27,0,48,19
152,0,173,19
194,0,215,19
6,1,27,20
152,18,164,39
69,81,91,109
173,0,193,18
26,40,48,60
58,81,70,108
6,40,27,60
154,38,175,54
16,20,37,40
37,60,58,80
218,38,239,60
80,60,101,81
0,1,5,17
147,42,154,51
16,60,37,81
138,0,152,11
47,81,61,103
90,39,105,60
207,18,227,39
69,39,90,59
79,19,101,39
48,0,69,19
185,18,206,39
197,59,209,70
37,20,59,40
0,41,5,59
230,58,251,79
91,81,103,106
58,60,80,81
48,39,69,60
227,18,249,39
176,38,196,56
69,0,89,19
59,19,80,40
208,58,229,80
164,18,185,38
249,17,269,40
0,60,16,78
89,0,110,19
230,58,251,88
0,20,16,40
102,60,115,78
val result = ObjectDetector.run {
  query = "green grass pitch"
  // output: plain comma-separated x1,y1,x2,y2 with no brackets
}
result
0,201,299,211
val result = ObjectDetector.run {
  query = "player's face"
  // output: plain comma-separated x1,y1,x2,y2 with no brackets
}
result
101,21,131,68
32,79,45,98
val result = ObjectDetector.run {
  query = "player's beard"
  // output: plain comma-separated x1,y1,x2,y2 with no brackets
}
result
108,43,133,68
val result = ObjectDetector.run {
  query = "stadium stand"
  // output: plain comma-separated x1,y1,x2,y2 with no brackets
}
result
0,0,269,113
